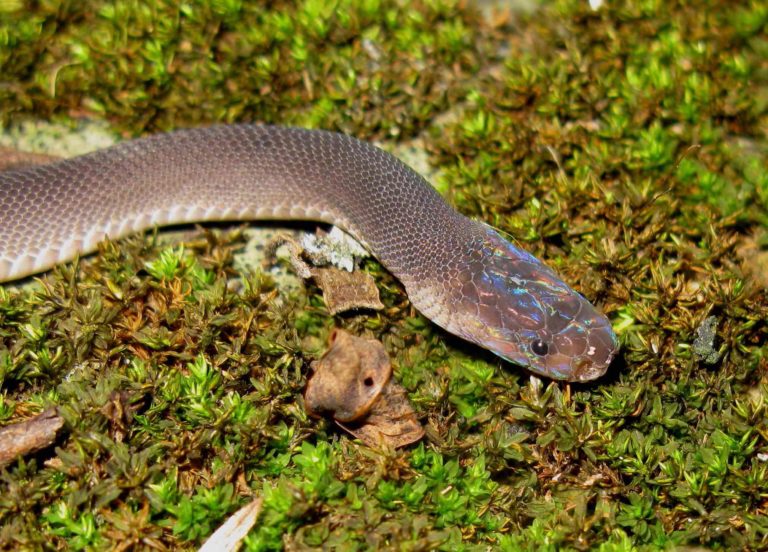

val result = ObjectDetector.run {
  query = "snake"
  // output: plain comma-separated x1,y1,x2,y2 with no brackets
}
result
0,124,618,381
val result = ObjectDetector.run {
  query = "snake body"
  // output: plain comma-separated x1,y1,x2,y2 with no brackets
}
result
0,125,617,380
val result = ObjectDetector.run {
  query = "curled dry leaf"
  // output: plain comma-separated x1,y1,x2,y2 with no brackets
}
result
310,267,384,315
338,379,425,449
268,234,383,315
305,329,391,422
305,329,424,448
0,408,65,469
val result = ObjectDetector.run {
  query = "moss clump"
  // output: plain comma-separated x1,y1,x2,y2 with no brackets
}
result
1,0,768,550
0,0,487,138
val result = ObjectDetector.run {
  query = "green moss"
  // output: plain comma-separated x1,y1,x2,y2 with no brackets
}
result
0,0,486,137
1,0,768,549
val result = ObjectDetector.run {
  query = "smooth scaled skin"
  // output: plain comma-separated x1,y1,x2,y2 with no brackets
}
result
0,125,618,381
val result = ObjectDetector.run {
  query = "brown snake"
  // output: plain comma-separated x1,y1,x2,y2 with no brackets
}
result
0,125,617,380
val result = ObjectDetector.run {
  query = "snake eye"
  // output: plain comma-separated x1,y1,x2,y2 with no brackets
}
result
531,339,549,356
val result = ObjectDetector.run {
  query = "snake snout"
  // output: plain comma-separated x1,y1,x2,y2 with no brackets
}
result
556,314,618,381
570,354,610,382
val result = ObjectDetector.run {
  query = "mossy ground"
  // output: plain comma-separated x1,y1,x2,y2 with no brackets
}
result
1,0,768,550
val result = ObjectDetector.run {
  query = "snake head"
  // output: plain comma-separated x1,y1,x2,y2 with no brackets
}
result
441,225,618,381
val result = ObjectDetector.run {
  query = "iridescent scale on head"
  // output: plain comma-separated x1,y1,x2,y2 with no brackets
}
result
434,224,618,381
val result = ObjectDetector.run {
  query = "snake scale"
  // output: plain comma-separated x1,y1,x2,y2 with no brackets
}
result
0,125,617,380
